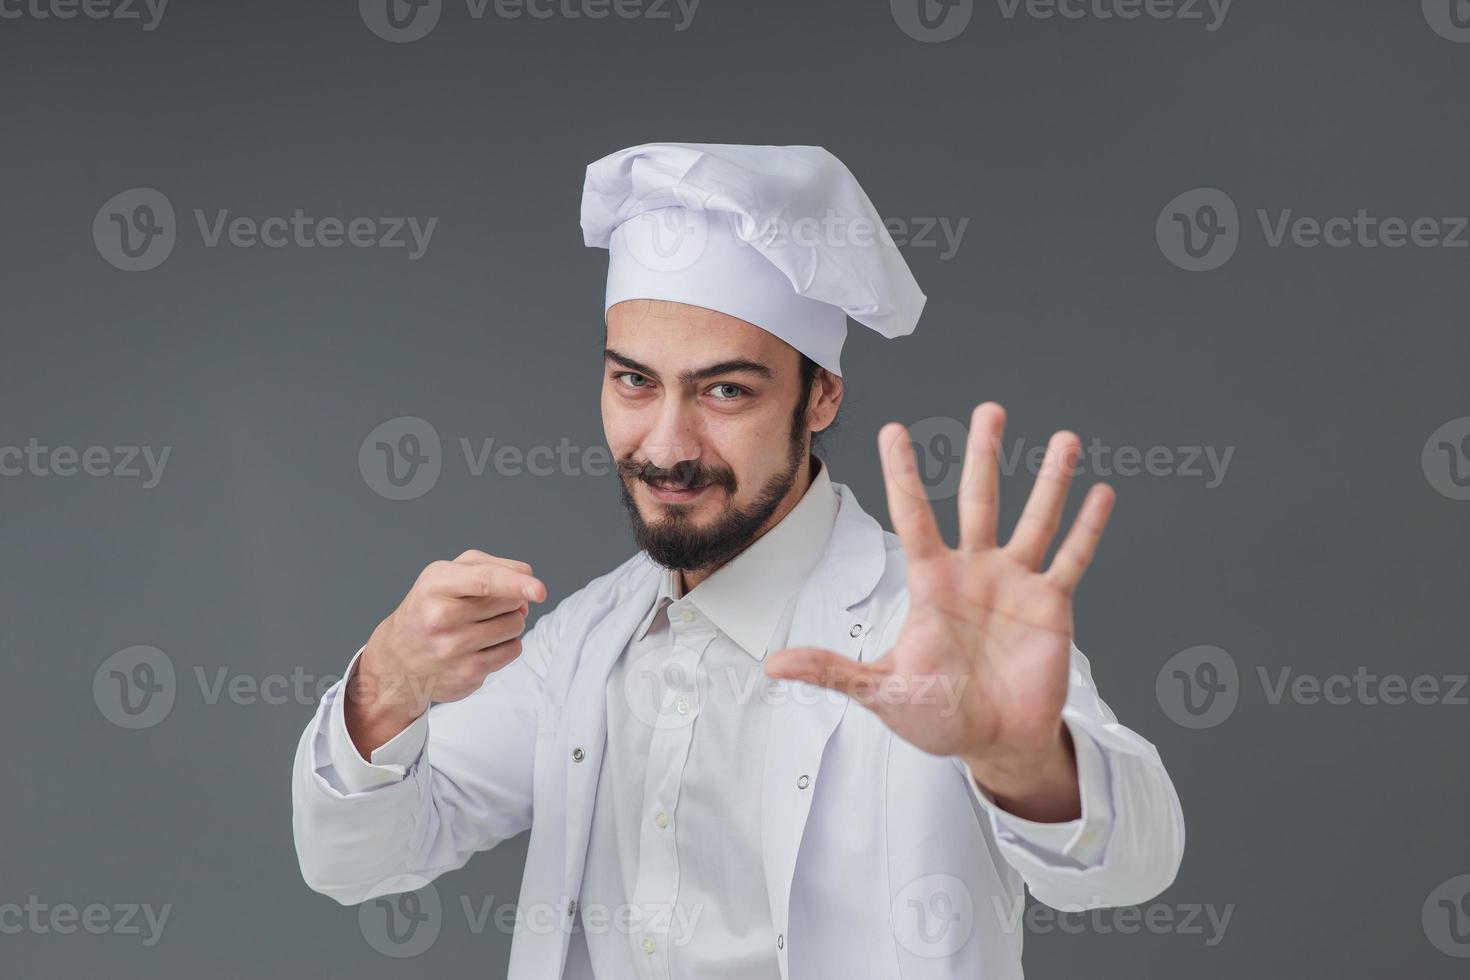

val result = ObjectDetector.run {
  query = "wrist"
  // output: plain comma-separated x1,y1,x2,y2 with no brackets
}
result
347,635,428,730
961,722,1080,823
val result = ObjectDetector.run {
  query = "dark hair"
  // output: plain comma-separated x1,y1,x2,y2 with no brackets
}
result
793,352,838,458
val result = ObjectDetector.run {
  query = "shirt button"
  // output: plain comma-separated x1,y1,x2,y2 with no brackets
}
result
641,936,657,953
675,697,690,715
796,774,810,789
571,747,585,762
654,810,670,829
675,609,695,623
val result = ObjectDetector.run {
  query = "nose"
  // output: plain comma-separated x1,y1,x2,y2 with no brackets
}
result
641,396,703,472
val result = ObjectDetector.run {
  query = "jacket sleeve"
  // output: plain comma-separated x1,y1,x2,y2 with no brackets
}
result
955,641,1186,910
290,600,565,906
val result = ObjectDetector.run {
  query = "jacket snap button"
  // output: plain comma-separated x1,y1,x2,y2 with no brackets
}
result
796,774,810,789
777,933,785,950
849,623,864,637
571,747,586,762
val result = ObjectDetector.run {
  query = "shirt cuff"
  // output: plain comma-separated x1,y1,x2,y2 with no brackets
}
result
961,718,1114,867
323,646,430,795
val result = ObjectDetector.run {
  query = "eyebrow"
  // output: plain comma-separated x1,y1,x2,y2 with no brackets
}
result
604,348,775,385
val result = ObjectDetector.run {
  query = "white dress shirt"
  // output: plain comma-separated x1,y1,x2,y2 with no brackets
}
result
312,458,1115,977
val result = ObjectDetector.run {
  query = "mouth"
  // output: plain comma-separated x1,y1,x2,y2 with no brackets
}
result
641,477,714,503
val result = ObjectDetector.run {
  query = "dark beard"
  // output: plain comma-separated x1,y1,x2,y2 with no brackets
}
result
616,435,809,573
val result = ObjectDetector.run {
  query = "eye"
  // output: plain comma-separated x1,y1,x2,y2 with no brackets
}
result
708,383,747,401
614,371,652,390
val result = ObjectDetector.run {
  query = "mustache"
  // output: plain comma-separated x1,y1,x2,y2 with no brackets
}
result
617,456,737,493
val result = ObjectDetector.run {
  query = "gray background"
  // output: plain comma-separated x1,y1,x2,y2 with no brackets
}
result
2,0,1467,976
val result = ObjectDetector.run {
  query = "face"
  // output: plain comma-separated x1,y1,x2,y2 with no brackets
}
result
602,299,841,572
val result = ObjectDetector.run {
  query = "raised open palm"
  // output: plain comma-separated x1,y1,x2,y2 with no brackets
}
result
765,403,1115,815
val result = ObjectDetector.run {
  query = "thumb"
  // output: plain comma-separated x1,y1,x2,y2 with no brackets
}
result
765,647,893,708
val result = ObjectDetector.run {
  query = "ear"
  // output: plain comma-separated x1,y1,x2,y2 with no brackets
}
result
808,368,844,434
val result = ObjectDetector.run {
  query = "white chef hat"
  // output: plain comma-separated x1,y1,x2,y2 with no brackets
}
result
580,142,926,377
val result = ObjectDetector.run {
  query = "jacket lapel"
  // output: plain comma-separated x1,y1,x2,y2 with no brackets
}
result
561,560,663,895
760,481,889,938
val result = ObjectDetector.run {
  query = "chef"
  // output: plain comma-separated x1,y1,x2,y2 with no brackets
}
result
292,142,1185,979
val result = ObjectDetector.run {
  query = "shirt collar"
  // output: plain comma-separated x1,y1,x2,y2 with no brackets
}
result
632,457,840,659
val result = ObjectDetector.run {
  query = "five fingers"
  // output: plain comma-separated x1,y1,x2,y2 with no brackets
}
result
881,403,1113,593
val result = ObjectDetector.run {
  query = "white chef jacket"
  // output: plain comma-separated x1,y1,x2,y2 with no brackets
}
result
294,459,1183,980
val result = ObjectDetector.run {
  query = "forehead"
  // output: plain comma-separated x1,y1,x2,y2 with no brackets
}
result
606,299,795,370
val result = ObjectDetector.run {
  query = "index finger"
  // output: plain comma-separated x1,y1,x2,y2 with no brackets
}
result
430,560,545,602
455,549,534,576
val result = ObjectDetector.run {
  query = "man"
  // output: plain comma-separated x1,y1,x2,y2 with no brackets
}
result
292,142,1185,979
